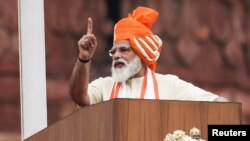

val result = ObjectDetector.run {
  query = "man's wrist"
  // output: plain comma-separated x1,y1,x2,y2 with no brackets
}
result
78,58,91,63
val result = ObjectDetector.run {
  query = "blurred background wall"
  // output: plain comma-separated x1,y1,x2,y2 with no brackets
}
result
1,0,250,140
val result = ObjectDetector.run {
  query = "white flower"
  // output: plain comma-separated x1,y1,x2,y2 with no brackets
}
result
163,133,174,141
163,128,206,141
173,130,186,141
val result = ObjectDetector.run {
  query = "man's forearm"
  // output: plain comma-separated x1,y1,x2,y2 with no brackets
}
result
69,60,91,107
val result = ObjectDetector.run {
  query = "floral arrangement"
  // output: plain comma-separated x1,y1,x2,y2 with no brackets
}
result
163,127,206,141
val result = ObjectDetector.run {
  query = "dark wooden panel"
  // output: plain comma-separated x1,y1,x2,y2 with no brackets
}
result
25,99,241,141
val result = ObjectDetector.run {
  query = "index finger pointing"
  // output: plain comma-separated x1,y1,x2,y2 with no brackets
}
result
87,17,92,34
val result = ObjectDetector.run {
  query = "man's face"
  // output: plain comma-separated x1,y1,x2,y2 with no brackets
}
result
110,40,137,68
110,40,143,82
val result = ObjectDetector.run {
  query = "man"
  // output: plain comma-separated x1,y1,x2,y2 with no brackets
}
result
69,6,227,107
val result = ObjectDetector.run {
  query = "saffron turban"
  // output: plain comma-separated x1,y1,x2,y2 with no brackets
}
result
114,6,163,71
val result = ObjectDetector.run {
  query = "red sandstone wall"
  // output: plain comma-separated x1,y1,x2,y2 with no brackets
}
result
1,0,250,140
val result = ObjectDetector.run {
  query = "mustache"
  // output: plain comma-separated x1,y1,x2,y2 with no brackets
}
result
112,58,128,67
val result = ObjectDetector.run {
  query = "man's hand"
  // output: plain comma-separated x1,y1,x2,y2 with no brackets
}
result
78,17,97,60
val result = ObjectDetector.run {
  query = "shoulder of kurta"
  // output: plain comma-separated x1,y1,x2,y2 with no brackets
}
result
155,73,180,81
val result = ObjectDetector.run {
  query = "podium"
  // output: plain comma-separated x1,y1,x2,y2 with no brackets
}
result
25,99,241,141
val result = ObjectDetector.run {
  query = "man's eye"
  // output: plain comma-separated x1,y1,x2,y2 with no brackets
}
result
108,49,116,56
110,50,116,54
119,47,129,52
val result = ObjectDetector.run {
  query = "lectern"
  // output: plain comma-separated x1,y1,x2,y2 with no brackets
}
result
25,99,241,141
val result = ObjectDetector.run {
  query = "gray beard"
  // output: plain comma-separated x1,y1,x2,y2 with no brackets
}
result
111,56,142,82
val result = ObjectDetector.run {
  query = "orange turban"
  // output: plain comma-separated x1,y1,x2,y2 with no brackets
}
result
114,6,163,71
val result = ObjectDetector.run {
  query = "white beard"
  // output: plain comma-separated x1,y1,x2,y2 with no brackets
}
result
111,56,143,82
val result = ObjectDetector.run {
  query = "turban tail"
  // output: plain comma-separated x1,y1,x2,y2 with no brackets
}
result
114,6,163,71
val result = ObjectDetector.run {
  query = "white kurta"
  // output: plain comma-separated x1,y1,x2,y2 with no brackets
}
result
87,73,221,105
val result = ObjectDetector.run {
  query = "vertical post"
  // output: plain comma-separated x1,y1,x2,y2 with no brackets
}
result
18,0,47,140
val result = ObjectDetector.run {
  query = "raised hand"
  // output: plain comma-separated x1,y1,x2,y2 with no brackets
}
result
78,17,97,61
